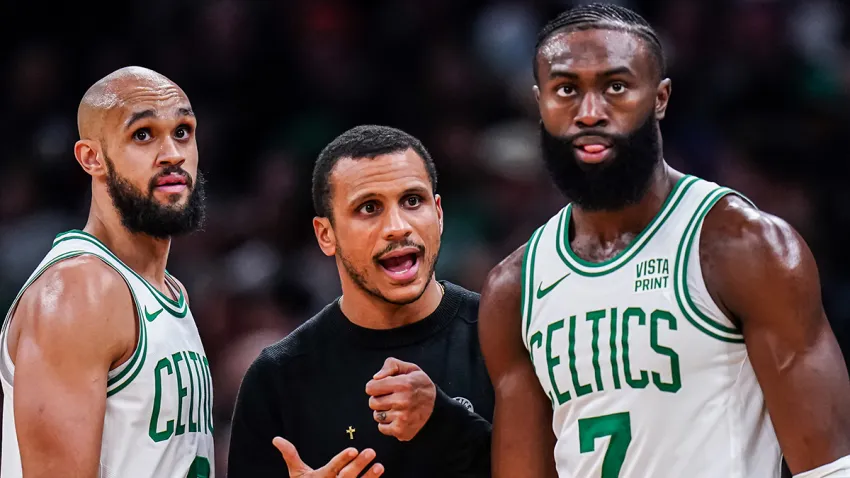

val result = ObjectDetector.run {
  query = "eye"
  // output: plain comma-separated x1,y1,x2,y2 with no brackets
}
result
174,125,192,139
556,85,576,98
608,82,627,94
404,195,422,208
358,201,379,215
133,128,151,141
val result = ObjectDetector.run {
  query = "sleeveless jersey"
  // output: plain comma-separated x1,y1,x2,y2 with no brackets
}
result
0,230,215,478
521,176,781,478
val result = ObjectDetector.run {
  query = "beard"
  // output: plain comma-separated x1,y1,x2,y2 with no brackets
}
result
104,156,206,239
540,112,661,211
339,238,440,306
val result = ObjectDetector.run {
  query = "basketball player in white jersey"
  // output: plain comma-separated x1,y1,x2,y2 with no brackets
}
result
479,4,850,478
0,66,214,477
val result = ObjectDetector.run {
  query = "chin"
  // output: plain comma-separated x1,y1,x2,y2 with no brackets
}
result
379,278,428,306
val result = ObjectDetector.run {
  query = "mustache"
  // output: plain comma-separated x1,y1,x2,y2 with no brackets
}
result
556,129,624,144
372,238,425,263
148,166,194,194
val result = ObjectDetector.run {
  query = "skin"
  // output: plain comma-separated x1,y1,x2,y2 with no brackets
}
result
480,27,850,476
7,66,197,477
277,148,446,474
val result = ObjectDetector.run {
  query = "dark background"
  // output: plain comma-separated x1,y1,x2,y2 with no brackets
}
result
1,0,849,472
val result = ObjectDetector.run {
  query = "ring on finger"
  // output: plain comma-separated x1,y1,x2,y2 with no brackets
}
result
376,410,387,423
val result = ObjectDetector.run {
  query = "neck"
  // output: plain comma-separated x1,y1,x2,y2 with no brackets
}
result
339,277,444,330
571,163,681,243
84,198,173,296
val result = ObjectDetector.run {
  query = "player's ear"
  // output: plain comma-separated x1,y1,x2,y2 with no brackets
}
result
435,194,443,235
655,78,672,120
533,85,541,104
313,216,336,257
74,140,106,177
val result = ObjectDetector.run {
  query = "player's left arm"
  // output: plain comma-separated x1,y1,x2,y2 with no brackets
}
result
701,195,850,476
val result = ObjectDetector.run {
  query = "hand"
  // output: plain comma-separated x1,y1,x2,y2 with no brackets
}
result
365,357,437,441
272,437,384,478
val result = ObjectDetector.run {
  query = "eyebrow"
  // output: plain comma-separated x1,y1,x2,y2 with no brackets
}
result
548,66,635,80
124,107,195,130
348,185,431,207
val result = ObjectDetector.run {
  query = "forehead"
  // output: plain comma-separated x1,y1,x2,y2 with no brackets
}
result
537,28,652,77
107,80,191,126
330,149,431,201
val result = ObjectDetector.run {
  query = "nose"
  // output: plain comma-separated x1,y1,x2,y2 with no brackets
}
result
156,137,185,167
574,92,609,129
382,204,413,242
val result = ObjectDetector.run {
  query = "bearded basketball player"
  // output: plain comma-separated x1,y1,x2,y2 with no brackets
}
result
0,67,214,478
479,4,850,478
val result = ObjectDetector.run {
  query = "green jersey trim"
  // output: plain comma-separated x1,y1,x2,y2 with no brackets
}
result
673,186,749,343
556,175,698,277
53,230,188,318
521,226,545,347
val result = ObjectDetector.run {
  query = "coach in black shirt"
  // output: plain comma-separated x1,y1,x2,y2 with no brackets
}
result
227,125,493,477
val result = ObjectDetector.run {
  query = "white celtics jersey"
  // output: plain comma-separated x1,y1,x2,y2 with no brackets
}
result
0,230,214,478
522,175,781,478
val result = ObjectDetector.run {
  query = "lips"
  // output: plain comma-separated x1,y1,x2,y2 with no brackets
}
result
377,246,422,283
572,135,613,163
155,174,188,186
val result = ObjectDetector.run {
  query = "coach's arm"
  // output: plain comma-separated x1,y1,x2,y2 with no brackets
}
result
478,245,558,478
702,195,850,476
10,256,137,478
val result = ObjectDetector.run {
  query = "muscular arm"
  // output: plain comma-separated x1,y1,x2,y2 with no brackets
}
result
479,246,557,478
9,256,136,478
701,196,850,474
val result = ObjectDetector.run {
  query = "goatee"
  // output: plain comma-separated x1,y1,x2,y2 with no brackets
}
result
105,156,207,239
540,113,661,211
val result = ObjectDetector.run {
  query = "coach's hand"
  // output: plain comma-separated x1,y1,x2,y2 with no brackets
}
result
272,437,384,477
365,357,437,441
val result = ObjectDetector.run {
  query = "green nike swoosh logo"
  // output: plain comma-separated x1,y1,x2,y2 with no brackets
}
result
536,273,571,299
144,306,163,322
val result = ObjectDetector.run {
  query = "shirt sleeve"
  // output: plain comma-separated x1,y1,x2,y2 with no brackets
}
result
412,386,492,476
227,353,291,477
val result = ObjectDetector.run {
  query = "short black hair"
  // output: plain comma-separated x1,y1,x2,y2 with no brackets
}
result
533,3,666,82
311,125,438,218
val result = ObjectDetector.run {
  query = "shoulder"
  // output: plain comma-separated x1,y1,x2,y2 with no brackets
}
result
14,254,136,358
251,302,340,368
701,194,814,279
700,194,821,316
442,281,480,324
481,245,525,301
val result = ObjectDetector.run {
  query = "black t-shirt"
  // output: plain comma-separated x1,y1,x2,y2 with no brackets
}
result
227,282,494,477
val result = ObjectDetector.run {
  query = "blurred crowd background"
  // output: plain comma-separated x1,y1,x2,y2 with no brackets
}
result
1,0,849,471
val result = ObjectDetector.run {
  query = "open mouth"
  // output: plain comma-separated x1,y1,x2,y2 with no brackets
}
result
377,247,421,283
573,136,613,164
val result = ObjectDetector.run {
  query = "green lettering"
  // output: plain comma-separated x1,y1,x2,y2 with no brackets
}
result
172,352,187,435
546,320,571,405
661,259,669,275
569,315,593,397
651,310,681,393
186,352,199,433
634,280,642,292
652,277,662,290
148,358,174,442
641,279,650,291
661,276,669,288
647,260,656,275
622,308,649,389
609,308,621,389
586,310,605,391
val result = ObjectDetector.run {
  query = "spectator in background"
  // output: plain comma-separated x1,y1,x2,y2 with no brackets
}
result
227,125,493,477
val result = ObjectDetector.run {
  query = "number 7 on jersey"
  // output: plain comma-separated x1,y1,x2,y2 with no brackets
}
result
579,412,632,477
